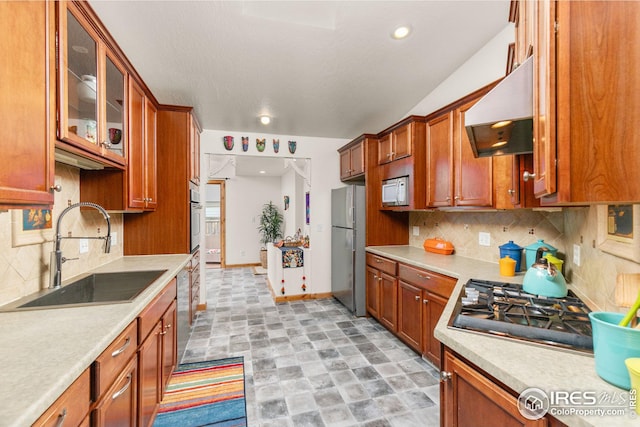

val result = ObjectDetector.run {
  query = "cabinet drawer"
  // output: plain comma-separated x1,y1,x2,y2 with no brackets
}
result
33,368,91,427
138,278,177,342
93,320,138,399
398,263,456,298
366,254,397,275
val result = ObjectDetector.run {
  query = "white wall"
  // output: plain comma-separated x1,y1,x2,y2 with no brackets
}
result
201,129,348,294
406,24,514,116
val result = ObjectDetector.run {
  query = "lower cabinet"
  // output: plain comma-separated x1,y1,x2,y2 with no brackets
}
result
138,279,178,427
189,250,201,325
366,252,456,367
441,349,552,427
93,356,138,427
366,254,398,332
397,263,455,366
32,368,91,427
35,277,179,427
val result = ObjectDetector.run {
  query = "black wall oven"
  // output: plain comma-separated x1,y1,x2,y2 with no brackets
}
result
190,184,202,253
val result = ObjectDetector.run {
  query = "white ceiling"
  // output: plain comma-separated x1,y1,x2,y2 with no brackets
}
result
88,1,510,140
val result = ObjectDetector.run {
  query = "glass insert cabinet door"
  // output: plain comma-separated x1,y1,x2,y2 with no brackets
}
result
57,2,127,163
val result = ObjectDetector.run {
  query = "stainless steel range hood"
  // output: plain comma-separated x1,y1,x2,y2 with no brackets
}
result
465,56,534,158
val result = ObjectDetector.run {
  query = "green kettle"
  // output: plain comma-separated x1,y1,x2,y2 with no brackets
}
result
522,247,568,298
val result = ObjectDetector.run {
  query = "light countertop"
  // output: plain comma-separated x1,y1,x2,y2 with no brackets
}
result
0,254,191,427
366,246,637,427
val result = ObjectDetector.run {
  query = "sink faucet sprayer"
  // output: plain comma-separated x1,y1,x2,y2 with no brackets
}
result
49,202,111,289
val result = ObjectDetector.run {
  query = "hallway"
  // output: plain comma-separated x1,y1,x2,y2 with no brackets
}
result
182,267,441,426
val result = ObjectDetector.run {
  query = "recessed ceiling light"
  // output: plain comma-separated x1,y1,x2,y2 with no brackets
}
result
392,25,411,40
260,115,271,125
259,170,266,174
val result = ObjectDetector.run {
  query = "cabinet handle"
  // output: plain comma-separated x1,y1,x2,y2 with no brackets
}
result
50,184,62,193
54,408,67,427
414,295,420,301
101,141,112,149
445,197,451,201
378,277,382,282
375,259,383,263
423,299,429,304
440,371,452,382
417,273,431,280
111,374,132,400
454,196,460,201
507,189,516,195
111,336,131,357
523,171,536,181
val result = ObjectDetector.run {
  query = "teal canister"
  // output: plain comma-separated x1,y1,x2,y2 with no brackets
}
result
524,239,558,270
498,240,524,272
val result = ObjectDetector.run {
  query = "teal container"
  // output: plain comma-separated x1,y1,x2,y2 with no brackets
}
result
589,312,640,389
524,239,558,270
499,241,524,272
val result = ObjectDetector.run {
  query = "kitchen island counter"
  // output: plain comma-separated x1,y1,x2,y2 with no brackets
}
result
0,254,191,427
367,245,635,427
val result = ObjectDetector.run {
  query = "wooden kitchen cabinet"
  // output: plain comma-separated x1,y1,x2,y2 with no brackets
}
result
426,98,493,208
365,254,397,332
510,0,534,66
441,349,547,427
338,135,368,181
93,356,138,427
124,106,200,254
377,120,417,165
529,0,640,204
32,368,91,427
56,0,128,168
0,1,56,208
79,83,157,212
138,278,177,427
397,263,455,366
397,280,423,352
494,154,540,209
189,113,201,185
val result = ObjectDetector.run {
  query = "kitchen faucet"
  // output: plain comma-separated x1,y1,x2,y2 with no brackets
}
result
49,202,111,289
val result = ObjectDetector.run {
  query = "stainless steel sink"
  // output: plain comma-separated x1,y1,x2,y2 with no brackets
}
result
1,270,167,311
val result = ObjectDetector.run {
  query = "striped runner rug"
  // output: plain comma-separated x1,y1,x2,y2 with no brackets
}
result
153,357,247,427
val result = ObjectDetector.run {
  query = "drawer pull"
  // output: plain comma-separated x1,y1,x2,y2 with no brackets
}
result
54,408,67,427
417,273,431,280
111,336,131,357
375,259,383,263
423,299,429,304
111,374,132,400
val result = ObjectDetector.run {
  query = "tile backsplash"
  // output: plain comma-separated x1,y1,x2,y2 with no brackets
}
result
409,207,640,312
0,164,123,306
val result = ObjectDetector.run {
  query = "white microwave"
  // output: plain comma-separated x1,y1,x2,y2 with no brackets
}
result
382,176,409,206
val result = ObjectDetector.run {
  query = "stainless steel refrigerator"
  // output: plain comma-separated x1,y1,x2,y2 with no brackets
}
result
331,185,366,316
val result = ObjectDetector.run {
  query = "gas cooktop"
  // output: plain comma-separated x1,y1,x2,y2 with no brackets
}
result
448,278,593,354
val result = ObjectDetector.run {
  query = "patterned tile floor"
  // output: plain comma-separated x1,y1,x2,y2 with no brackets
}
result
182,267,441,426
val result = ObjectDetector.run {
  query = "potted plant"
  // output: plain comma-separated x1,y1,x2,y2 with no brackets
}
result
257,201,283,269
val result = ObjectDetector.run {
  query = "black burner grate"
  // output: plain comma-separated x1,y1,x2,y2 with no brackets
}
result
449,279,593,354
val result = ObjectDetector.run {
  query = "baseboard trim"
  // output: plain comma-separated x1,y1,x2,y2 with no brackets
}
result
265,277,332,303
224,262,261,269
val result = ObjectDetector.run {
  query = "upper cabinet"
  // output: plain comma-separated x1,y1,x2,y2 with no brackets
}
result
529,0,640,204
426,96,493,208
0,1,56,208
56,1,127,167
378,121,415,165
189,114,201,186
338,135,369,181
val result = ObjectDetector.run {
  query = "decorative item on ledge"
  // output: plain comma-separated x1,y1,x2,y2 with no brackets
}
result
223,135,234,151
423,237,455,255
273,138,280,153
241,136,249,152
288,140,297,154
256,138,266,152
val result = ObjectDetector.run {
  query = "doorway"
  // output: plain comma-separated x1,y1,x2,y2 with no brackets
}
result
205,180,226,268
